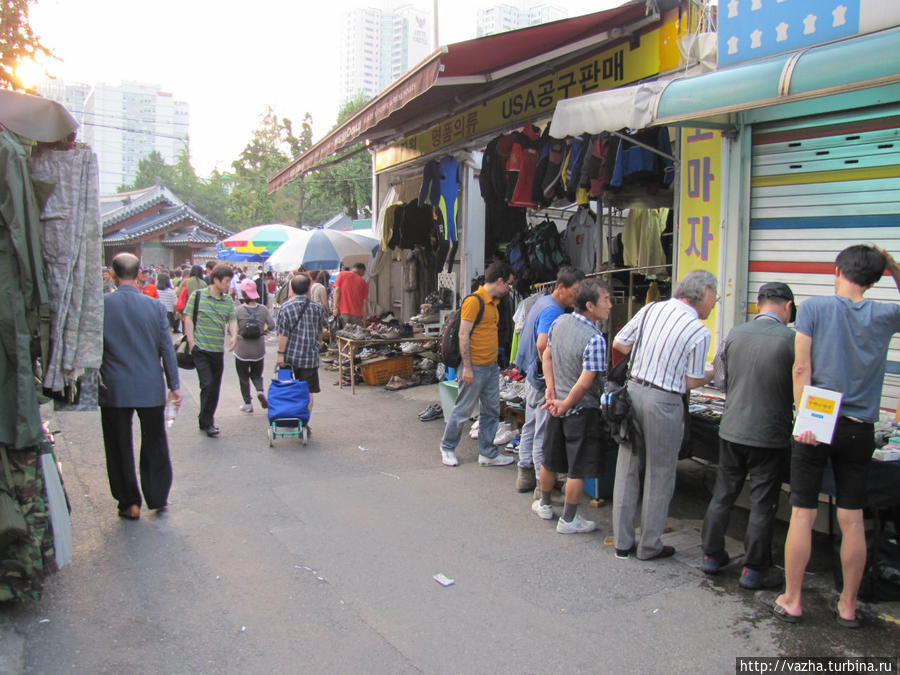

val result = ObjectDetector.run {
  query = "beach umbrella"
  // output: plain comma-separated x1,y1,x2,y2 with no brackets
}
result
216,247,269,263
267,229,373,272
342,228,380,255
220,223,302,255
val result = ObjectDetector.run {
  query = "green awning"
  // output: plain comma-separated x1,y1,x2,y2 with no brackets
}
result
654,26,900,125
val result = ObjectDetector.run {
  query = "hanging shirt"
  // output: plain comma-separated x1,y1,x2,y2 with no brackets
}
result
565,207,602,273
622,208,668,273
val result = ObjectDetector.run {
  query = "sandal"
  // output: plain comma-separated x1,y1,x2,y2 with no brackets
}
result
758,592,801,623
830,596,863,629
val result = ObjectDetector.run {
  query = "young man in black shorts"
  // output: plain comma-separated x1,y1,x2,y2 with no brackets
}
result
276,274,329,409
773,245,900,627
532,279,612,534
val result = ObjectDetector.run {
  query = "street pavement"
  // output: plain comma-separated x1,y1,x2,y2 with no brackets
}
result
1,337,898,674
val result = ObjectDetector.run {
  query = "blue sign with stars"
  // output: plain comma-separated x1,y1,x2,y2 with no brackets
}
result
718,0,861,68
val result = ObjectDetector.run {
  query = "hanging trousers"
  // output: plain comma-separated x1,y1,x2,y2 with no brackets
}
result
100,406,172,510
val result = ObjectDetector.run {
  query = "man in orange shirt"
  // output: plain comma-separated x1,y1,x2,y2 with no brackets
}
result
139,267,158,299
332,263,369,325
440,261,515,467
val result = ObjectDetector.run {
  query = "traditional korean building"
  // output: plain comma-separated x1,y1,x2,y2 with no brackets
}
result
101,183,231,267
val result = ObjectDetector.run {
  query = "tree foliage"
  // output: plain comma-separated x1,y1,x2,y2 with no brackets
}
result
0,0,52,90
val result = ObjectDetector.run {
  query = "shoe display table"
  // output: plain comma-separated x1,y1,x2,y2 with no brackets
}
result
336,335,435,394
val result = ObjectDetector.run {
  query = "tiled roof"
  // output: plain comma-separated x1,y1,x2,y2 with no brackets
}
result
100,184,183,226
102,204,231,245
160,226,219,246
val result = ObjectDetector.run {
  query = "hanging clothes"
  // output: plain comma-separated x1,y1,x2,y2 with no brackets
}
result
609,128,674,190
564,206,603,274
505,125,540,209
436,157,460,242
0,128,49,449
622,208,669,274
418,160,441,207
29,144,103,398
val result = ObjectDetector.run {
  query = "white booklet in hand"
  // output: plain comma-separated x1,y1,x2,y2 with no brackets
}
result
792,385,843,444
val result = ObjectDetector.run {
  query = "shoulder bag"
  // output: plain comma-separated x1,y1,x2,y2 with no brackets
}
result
603,303,655,444
176,290,202,369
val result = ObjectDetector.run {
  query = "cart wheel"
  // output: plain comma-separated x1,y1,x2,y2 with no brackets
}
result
300,426,309,446
267,426,274,447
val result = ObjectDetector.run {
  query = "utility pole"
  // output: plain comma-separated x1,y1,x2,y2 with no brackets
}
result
433,0,439,48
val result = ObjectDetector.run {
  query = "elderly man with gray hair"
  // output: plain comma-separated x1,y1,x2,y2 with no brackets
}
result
611,270,718,560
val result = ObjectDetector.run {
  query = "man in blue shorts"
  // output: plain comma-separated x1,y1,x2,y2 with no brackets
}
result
773,245,900,628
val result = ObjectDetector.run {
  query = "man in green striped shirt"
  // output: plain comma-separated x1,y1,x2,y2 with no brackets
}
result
184,264,237,437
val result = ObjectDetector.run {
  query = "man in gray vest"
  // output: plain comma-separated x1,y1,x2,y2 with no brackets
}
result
701,282,796,589
532,279,612,533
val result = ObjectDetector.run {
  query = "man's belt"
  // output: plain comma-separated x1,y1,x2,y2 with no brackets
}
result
629,377,678,394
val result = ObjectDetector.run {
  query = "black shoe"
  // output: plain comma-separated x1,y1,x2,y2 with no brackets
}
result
204,426,220,437
640,545,675,561
257,392,268,409
615,545,637,559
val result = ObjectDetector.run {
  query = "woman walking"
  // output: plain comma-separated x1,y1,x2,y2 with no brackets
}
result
234,278,275,413
156,273,177,332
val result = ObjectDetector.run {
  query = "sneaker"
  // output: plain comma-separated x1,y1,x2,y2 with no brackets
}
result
478,453,515,466
531,499,553,520
701,551,730,575
257,392,268,409
493,422,518,446
516,466,536,492
239,403,253,413
615,545,637,559
739,566,784,590
556,513,596,534
639,545,676,560
441,450,459,467
469,420,480,439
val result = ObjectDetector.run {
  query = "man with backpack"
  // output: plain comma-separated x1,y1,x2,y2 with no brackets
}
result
440,261,515,467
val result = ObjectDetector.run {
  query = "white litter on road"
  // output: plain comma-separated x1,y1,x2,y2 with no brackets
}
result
433,573,455,587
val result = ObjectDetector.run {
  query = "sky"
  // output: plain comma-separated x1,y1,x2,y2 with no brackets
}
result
29,0,624,179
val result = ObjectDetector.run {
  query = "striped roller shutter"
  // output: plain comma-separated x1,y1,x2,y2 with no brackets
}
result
749,111,900,417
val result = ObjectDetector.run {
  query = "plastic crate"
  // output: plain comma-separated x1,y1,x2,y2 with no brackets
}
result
359,355,414,386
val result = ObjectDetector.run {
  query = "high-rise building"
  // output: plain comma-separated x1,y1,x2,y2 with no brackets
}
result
339,2,433,104
476,2,567,37
36,78,190,194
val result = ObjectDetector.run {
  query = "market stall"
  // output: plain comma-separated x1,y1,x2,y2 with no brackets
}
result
0,88,101,601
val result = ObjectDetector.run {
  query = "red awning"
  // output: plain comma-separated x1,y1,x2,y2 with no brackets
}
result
268,1,651,192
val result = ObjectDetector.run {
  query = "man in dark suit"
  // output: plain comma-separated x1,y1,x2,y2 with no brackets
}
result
100,253,181,520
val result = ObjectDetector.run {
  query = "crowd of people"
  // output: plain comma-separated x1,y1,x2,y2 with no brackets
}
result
97,244,899,631
441,246,900,630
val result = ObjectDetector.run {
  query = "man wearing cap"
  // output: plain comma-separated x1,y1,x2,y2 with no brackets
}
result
700,282,796,589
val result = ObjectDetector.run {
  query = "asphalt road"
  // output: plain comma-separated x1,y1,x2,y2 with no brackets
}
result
1,338,898,674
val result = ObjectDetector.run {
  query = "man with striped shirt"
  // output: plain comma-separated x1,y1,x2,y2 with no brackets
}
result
184,264,237,437
611,270,717,560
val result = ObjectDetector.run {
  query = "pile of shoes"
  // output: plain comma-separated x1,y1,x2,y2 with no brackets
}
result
499,381,527,405
418,402,443,421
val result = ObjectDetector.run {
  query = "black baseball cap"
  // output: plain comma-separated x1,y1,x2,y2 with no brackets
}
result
757,282,796,322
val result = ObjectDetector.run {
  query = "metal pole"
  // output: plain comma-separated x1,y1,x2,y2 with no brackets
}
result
433,0,439,49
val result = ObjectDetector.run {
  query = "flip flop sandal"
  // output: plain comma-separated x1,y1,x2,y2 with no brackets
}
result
830,596,863,629
757,592,801,624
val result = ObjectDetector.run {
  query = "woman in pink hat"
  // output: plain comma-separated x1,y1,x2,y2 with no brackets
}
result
234,277,275,413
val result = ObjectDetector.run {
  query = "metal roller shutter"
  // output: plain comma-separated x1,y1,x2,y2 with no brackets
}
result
749,109,900,417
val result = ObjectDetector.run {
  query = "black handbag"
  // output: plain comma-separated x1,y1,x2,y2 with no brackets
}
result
603,303,655,444
176,290,202,370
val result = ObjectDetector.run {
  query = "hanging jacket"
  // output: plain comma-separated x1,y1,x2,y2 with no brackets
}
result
506,125,541,209
561,133,591,202
418,160,441,206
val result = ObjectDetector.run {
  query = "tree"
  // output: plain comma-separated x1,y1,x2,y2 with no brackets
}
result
118,151,175,192
227,106,305,227
0,0,52,90
310,95,372,220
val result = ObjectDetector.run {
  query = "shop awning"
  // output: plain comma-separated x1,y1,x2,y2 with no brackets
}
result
549,26,900,135
268,0,657,192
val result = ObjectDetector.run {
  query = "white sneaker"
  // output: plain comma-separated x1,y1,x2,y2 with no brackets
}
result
556,513,597,534
239,403,253,413
469,420,480,439
478,453,515,466
441,450,459,467
531,500,553,520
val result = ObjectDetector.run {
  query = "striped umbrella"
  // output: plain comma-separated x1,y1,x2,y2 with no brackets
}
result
267,229,373,273
220,223,302,255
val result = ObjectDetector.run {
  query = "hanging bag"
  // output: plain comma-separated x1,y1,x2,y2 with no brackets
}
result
176,290,202,369
0,447,28,549
603,303,655,444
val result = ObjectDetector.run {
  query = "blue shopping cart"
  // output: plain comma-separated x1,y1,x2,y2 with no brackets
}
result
266,368,311,447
